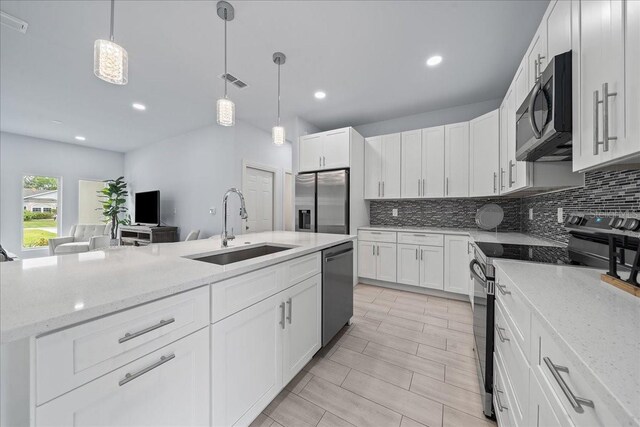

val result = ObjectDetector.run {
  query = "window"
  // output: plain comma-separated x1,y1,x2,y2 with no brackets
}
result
23,175,59,248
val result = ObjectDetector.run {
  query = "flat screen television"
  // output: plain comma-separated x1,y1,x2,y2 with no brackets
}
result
134,191,160,225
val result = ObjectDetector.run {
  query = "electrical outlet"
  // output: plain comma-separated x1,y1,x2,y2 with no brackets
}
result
557,207,564,223
209,207,216,215
392,209,398,217
529,208,534,220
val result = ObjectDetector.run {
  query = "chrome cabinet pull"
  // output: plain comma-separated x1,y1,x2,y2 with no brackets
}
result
493,172,497,193
418,179,421,197
602,82,618,152
119,318,175,344
537,53,545,78
323,156,326,167
593,89,601,154
495,324,510,342
279,302,286,329
372,245,375,256
382,181,385,197
286,298,292,324
415,248,418,260
445,177,449,196
420,249,423,261
119,354,175,386
319,156,322,167
496,282,511,295
544,357,594,413
534,59,539,82
377,245,380,256
378,181,381,197
422,179,425,197
500,168,505,190
495,386,508,412
508,161,515,186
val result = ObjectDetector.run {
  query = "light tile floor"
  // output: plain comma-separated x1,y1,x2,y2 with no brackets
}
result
251,284,498,427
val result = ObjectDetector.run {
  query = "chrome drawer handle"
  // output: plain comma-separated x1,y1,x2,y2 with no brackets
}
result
495,324,510,342
495,386,508,412
544,357,594,413
119,318,175,343
496,283,511,295
286,298,292,324
279,302,286,329
119,353,175,386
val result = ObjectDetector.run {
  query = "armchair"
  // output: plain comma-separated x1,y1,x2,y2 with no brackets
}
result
48,224,112,256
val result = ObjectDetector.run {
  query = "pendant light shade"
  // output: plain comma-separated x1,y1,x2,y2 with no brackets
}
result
272,52,286,145
216,1,235,127
94,0,128,85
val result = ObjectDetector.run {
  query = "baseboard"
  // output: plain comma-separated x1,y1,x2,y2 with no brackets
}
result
357,277,469,302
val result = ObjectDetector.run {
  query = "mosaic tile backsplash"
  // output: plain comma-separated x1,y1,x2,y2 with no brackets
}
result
369,169,640,244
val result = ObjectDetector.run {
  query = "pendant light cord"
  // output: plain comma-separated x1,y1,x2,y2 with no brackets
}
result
109,0,115,41
277,61,281,126
224,9,228,98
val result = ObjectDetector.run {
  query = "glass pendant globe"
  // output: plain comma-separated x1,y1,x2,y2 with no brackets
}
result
272,126,285,145
217,97,235,126
94,39,128,85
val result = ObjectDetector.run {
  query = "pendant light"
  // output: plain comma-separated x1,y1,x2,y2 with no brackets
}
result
216,1,235,126
94,0,128,85
272,52,286,145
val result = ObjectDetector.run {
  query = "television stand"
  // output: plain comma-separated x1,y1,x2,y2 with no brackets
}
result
119,225,178,246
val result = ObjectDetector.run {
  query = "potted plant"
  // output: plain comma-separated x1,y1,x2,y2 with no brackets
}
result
98,176,129,245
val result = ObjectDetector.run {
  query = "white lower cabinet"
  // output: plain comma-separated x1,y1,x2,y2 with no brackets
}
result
397,244,420,286
358,239,397,283
529,373,574,427
443,235,471,295
36,327,210,427
212,275,321,427
397,244,444,291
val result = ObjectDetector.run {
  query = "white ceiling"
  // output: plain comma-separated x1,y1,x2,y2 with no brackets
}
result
0,0,549,152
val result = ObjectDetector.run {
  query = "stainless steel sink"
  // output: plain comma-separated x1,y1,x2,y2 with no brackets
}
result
190,245,293,266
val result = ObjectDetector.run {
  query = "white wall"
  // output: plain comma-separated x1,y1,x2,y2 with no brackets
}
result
0,132,124,258
124,120,292,240
353,98,502,137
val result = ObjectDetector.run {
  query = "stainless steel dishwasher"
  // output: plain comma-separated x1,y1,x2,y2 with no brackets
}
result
321,241,354,346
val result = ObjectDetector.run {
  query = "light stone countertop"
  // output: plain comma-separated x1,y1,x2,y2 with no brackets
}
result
494,259,640,426
358,226,563,247
0,231,355,344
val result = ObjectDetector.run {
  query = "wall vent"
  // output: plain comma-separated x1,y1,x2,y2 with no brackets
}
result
220,73,249,89
1,11,28,34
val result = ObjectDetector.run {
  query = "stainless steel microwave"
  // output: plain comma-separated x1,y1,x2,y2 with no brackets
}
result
516,51,572,161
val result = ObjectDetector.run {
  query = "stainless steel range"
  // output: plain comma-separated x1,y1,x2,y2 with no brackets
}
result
469,212,640,418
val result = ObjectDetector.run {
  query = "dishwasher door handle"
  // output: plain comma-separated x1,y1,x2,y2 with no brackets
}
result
325,249,353,262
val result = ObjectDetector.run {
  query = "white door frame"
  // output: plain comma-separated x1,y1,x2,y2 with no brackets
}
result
283,169,294,231
242,160,277,232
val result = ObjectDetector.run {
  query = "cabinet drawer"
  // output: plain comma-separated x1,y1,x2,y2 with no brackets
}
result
358,230,397,243
36,286,209,405
494,353,516,427
397,232,444,246
494,302,529,425
36,327,210,427
531,317,619,427
284,253,321,288
495,267,531,359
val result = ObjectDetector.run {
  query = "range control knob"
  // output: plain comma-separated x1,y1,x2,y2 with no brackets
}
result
622,218,640,232
610,217,625,229
570,215,583,225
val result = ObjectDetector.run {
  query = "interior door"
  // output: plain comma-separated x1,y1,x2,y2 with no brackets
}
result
376,243,397,283
470,110,500,197
444,122,470,198
299,134,323,172
357,241,376,279
244,167,274,233
419,246,444,291
381,133,401,199
401,130,422,198
364,137,382,199
323,129,350,170
282,275,321,384
211,293,283,427
397,244,420,286
422,126,445,198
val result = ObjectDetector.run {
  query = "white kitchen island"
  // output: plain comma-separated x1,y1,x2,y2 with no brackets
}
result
0,231,355,427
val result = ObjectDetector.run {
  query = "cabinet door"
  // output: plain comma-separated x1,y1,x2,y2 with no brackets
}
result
529,374,573,427
397,244,420,286
499,97,510,194
628,0,640,157
376,243,397,283
283,275,321,384
444,235,470,295
364,137,382,199
546,0,572,59
419,246,444,291
422,126,445,198
36,328,209,427
381,133,402,199
211,293,283,427
505,87,530,191
323,129,350,170
514,58,529,112
469,109,500,197
299,134,323,172
527,27,547,88
358,241,377,279
444,122,470,198
401,130,422,198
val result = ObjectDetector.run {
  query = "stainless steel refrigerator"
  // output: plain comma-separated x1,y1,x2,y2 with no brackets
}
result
295,169,349,234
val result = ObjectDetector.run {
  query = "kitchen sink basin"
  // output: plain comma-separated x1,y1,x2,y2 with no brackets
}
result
190,244,294,266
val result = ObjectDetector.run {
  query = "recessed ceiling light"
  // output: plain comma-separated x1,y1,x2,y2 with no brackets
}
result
314,91,326,100
426,55,443,67
75,136,86,141
132,102,146,111
51,120,63,125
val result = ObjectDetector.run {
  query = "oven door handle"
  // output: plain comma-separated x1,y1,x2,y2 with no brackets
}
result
528,79,543,139
469,259,487,284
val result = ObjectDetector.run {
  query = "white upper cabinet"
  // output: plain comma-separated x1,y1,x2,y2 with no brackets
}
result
470,109,500,197
546,0,572,58
401,130,422,198
299,127,351,172
422,126,446,198
527,26,548,88
365,133,401,199
573,0,639,171
499,97,510,194
514,57,530,112
444,122,470,198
